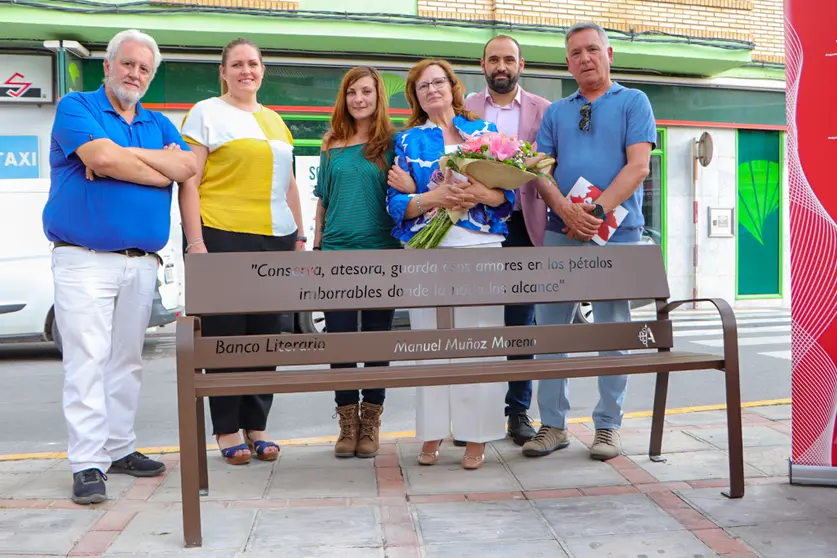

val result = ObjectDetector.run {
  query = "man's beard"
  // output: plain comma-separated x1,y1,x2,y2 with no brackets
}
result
107,75,146,107
486,71,518,94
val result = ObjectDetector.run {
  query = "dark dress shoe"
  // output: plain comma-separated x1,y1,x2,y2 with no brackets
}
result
508,412,537,446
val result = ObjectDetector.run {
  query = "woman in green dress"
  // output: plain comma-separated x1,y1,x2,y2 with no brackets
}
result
313,66,403,459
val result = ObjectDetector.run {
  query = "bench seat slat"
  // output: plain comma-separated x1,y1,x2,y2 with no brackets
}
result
192,351,725,397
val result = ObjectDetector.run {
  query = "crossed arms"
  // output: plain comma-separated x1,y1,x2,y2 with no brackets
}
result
77,139,197,187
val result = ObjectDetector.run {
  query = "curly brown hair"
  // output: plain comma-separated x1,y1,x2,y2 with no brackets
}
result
404,59,476,129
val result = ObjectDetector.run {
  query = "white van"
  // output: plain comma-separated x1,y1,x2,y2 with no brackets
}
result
0,178,180,352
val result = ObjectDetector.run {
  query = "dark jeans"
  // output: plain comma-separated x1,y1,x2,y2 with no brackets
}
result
503,210,536,416
325,309,395,407
199,225,296,435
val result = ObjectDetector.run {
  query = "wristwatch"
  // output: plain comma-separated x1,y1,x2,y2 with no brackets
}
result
296,235,307,242
592,203,607,220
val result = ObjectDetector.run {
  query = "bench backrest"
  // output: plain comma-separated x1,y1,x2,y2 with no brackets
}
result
182,245,673,368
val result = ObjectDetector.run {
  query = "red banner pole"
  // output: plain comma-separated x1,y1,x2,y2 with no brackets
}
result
786,0,837,485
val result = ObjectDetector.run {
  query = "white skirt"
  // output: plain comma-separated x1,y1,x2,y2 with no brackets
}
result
409,241,507,443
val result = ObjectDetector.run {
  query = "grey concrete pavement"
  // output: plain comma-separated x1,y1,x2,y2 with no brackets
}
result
0,309,791,455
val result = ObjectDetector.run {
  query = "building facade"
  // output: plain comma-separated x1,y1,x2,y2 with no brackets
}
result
0,0,788,307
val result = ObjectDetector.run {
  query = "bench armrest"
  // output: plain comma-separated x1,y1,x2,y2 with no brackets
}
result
658,298,740,369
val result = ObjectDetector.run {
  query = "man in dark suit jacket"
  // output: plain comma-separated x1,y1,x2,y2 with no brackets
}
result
465,35,550,445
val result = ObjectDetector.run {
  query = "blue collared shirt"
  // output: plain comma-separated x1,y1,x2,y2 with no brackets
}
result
387,115,514,243
43,86,189,252
536,82,657,242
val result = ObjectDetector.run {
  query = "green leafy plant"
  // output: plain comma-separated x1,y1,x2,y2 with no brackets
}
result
738,160,780,245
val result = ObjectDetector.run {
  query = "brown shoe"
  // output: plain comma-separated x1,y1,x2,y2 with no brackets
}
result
356,402,384,458
521,426,570,457
590,429,622,461
334,404,359,458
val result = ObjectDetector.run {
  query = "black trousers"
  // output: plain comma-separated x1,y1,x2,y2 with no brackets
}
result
199,225,296,435
502,210,536,415
324,309,394,407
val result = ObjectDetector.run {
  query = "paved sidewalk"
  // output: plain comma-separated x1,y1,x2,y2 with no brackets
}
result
1,403,835,557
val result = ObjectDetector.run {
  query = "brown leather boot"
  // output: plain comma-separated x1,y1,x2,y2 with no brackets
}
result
334,404,360,458
356,402,384,458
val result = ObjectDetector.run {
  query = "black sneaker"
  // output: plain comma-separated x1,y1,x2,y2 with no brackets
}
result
108,451,166,477
507,413,537,446
72,468,107,505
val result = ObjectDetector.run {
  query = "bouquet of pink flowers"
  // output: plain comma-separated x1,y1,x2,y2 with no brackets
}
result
408,132,555,249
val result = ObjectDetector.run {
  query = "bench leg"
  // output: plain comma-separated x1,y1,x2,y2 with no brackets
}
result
649,372,669,462
196,398,209,496
723,364,745,499
178,394,203,547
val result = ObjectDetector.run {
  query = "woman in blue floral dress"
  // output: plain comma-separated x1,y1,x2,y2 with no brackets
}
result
387,59,514,470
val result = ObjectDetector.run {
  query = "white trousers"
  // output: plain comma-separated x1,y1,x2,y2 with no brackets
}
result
410,242,507,443
52,247,157,474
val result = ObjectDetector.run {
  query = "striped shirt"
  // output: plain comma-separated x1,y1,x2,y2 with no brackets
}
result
181,97,295,236
314,143,401,251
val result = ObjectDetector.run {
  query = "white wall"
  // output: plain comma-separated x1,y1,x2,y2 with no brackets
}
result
0,104,56,179
665,127,789,309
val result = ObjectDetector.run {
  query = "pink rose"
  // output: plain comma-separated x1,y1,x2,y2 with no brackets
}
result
490,135,520,161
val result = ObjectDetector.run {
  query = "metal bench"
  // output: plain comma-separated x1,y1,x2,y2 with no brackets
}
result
175,244,743,547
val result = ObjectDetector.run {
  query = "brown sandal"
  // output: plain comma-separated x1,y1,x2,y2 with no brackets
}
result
216,435,251,465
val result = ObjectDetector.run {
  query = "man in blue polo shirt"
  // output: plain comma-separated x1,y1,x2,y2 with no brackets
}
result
523,22,657,461
43,29,196,504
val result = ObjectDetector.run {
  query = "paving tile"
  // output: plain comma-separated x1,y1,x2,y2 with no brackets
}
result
564,530,715,558
235,549,384,558
747,404,792,420
664,411,731,426
266,465,378,499
0,473,36,497
534,493,685,538
150,464,272,502
412,500,552,544
402,462,519,496
617,428,715,455
678,484,831,527
397,442,501,467
0,509,103,555
0,460,59,473
9,470,135,500
278,444,376,470
770,483,837,516
506,444,629,491
423,540,567,557
247,507,382,551
106,552,237,557
105,508,255,554
684,426,791,450
730,519,837,558
744,445,791,477
628,450,765,482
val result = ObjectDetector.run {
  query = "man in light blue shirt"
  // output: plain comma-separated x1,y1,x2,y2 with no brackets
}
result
524,22,657,461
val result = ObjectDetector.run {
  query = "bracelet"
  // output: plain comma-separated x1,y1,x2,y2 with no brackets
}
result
415,194,422,212
185,239,204,251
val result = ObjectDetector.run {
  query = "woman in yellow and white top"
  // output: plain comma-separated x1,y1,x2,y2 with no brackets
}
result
179,37,304,467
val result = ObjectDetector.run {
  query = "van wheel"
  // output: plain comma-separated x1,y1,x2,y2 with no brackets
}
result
295,311,326,334
574,302,594,324
50,310,64,354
